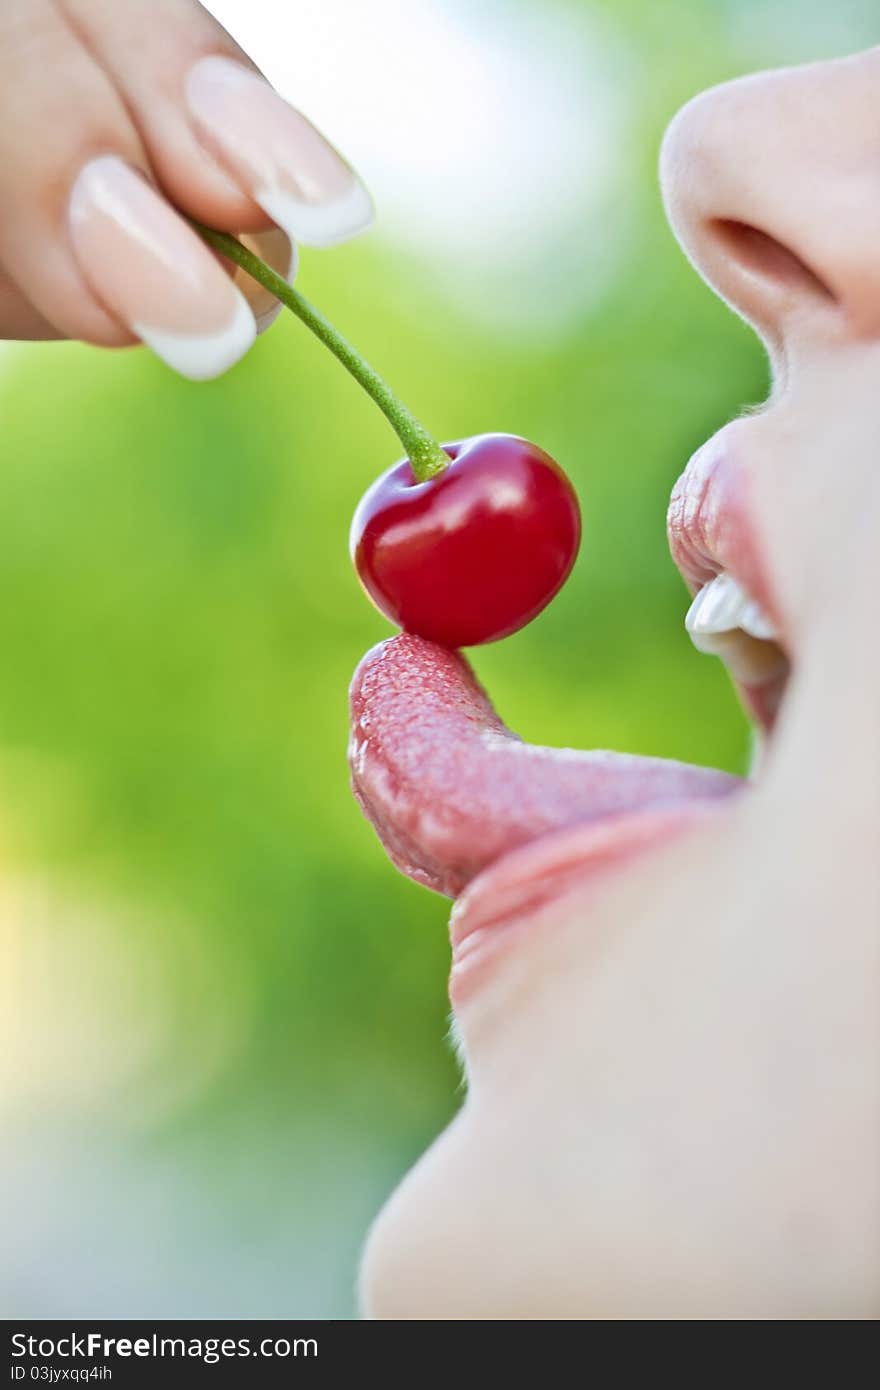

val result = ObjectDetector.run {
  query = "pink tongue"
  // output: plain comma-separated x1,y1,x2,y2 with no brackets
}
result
349,635,739,898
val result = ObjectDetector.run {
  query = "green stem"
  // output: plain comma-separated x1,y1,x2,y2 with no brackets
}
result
192,222,449,482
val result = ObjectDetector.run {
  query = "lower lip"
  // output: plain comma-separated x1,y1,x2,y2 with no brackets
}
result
448,800,731,1006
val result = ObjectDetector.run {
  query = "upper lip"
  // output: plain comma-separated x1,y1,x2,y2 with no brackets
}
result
349,420,787,991
666,425,775,612
667,422,791,733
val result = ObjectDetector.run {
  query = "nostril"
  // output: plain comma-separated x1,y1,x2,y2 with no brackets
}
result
709,219,837,304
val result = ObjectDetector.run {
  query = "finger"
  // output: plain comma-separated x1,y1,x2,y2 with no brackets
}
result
56,0,297,329
57,0,267,233
69,157,256,378
58,0,374,248
0,0,135,346
0,266,62,340
0,1,256,376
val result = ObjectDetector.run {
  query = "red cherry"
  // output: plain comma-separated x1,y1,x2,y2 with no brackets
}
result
350,433,581,647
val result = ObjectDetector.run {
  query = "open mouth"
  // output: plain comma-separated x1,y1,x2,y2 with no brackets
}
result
349,423,791,998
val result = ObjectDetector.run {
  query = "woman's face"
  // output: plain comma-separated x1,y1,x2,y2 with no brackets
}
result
358,48,880,1318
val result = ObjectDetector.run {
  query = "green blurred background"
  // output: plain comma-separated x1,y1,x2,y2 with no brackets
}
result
1,0,874,1318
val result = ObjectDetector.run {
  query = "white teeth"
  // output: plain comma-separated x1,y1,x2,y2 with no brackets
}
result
685,572,779,644
686,572,749,636
685,572,783,681
739,598,778,642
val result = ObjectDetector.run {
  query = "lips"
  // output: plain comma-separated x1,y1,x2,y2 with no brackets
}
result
666,425,768,604
668,424,790,732
349,634,740,900
446,801,720,1001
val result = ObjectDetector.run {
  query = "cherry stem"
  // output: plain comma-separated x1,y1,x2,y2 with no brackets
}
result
191,223,449,483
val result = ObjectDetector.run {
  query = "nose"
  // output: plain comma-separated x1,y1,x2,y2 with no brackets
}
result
660,49,880,347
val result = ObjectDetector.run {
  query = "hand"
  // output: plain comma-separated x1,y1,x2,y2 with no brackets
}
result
0,0,372,377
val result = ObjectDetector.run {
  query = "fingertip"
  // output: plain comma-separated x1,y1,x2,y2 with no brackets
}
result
136,101,276,235
68,155,258,381
184,55,375,250
135,285,256,380
258,179,375,250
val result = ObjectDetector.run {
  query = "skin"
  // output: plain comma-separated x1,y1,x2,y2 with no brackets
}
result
2,5,875,1319
361,49,880,1319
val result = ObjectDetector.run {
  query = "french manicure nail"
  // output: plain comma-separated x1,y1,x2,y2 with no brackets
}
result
185,56,374,248
69,155,256,380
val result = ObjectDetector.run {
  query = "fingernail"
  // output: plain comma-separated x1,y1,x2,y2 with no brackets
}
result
235,227,297,334
69,155,256,380
185,55,374,248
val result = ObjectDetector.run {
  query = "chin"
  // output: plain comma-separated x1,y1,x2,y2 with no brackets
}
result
358,1116,468,1320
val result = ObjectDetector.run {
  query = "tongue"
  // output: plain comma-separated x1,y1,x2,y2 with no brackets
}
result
349,635,739,897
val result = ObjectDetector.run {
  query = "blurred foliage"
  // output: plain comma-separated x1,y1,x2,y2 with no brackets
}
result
4,0,868,1317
